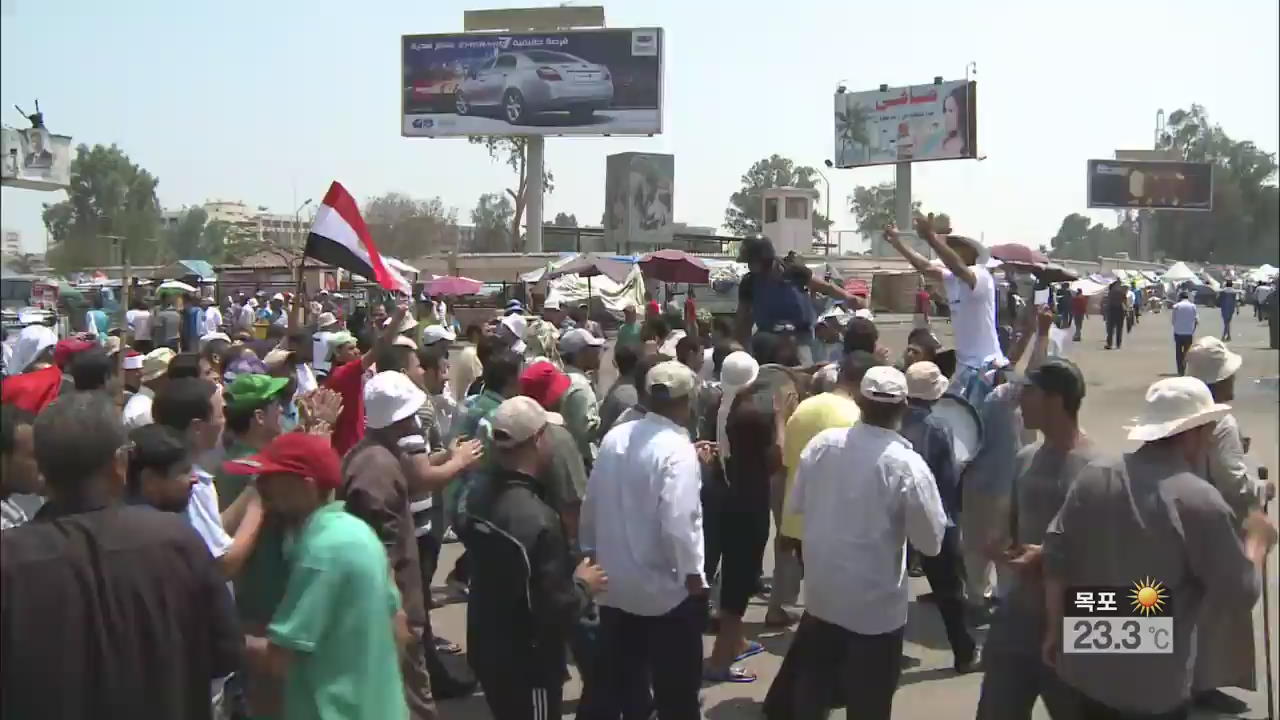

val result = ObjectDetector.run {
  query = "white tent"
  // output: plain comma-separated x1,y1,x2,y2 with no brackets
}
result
1247,264,1279,282
1163,261,1197,283
545,265,646,319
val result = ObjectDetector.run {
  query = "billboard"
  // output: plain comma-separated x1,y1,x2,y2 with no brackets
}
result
833,80,977,168
401,28,663,137
1,127,72,191
1086,159,1213,211
605,152,673,250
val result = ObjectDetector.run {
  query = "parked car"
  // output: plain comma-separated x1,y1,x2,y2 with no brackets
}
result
455,50,614,125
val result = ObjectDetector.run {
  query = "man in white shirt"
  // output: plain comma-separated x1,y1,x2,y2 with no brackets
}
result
883,216,1005,411
201,296,222,336
1171,292,1199,376
126,301,153,353
122,348,175,430
766,365,947,719
580,360,707,719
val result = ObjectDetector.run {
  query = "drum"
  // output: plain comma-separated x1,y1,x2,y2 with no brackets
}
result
932,392,983,467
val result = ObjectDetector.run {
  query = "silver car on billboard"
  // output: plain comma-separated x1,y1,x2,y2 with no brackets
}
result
455,50,614,125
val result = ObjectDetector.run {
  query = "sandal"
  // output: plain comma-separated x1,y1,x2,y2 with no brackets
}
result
734,640,765,663
434,639,463,655
703,665,757,684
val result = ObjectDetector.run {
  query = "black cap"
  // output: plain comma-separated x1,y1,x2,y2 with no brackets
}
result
1024,358,1085,403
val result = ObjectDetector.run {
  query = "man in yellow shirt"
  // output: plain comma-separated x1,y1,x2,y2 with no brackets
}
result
773,350,876,623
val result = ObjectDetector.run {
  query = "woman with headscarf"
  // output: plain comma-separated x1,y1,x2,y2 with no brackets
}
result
1,325,63,413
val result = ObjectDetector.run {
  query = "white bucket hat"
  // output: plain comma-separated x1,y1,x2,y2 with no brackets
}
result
905,361,949,401
1184,337,1242,386
364,370,427,430
1125,376,1231,442
716,351,760,464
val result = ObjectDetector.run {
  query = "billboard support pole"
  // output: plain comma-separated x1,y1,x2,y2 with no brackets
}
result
526,136,545,252
894,161,912,239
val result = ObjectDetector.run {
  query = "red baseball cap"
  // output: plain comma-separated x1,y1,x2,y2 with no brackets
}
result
519,360,571,410
53,338,96,369
222,432,342,490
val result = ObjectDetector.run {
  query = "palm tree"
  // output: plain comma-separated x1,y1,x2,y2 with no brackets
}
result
834,101,871,165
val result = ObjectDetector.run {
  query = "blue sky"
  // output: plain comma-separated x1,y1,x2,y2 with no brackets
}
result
2,0,1277,255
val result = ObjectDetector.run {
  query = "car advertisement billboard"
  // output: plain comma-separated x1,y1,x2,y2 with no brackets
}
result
1086,159,1213,211
402,28,663,137
833,80,977,168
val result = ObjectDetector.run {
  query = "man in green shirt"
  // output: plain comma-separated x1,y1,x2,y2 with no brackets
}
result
217,373,291,510
615,302,643,348
230,432,409,720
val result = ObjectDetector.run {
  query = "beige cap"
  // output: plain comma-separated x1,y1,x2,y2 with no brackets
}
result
490,396,549,448
860,365,908,404
645,360,696,401
905,361,949,401
141,348,176,382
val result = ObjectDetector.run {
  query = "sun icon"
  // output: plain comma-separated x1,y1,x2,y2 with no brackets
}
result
1129,577,1168,616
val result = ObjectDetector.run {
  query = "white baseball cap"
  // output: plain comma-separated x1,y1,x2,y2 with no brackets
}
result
421,324,456,345
860,365,908,404
272,293,285,302
499,314,528,354
1125,376,1231,442
1184,337,1243,386
559,328,605,355
364,370,427,430
645,360,696,401
543,298,562,311
490,396,550,449
905,361,949,401
316,312,339,329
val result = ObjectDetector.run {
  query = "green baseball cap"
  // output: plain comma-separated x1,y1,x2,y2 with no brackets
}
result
225,373,290,412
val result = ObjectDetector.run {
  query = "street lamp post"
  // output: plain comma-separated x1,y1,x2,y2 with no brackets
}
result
294,198,313,248
815,166,832,255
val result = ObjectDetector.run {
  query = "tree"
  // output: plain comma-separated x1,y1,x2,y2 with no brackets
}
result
4,253,41,274
469,137,554,251
162,207,211,261
471,193,515,252
363,192,459,259
42,144,162,272
723,155,831,237
553,212,578,227
1047,212,1138,261
1149,104,1279,263
847,182,947,241
834,101,872,165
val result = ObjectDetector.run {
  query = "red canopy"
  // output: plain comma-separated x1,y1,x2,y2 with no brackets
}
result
638,249,710,284
843,278,870,297
426,276,484,296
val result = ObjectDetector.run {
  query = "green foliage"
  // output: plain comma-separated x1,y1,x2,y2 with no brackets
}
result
362,192,459,259
552,212,578,227
847,182,945,240
723,154,831,237
469,136,555,251
42,144,162,272
471,193,515,252
1048,212,1138,260
834,102,872,164
1150,105,1279,263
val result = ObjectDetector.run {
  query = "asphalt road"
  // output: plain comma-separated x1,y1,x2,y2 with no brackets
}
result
441,308,1280,718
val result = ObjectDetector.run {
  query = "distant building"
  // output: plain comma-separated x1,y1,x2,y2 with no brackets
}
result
160,200,306,247
3,228,22,256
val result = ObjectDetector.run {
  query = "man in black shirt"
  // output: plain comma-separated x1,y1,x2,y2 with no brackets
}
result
1,393,240,720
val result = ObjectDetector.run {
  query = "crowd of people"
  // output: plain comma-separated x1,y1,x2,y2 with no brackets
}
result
1,221,1277,720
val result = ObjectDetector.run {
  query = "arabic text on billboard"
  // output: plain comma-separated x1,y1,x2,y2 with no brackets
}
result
833,81,976,168
1086,160,1213,211
402,28,662,137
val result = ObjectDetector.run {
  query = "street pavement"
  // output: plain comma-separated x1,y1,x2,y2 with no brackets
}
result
429,306,1279,718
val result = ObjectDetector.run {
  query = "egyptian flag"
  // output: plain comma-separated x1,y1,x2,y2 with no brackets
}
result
305,182,411,294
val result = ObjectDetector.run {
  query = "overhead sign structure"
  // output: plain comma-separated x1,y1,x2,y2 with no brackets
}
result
1086,159,1213,211
604,153,673,250
401,28,663,137
1,126,72,191
833,80,977,168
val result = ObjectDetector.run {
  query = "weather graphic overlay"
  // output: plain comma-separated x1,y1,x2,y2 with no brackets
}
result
1064,582,1173,655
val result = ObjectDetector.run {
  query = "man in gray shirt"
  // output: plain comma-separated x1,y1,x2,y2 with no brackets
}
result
151,300,183,352
976,358,1096,719
1041,376,1277,718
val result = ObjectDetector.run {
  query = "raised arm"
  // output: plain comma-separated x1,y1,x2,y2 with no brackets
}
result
883,224,944,281
914,215,976,289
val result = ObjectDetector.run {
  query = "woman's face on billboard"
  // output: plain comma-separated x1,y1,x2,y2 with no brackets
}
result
944,95,959,134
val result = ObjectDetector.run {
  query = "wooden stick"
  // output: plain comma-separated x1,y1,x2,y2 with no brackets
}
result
117,240,131,409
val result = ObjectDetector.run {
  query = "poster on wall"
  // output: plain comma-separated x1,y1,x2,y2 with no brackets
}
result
402,28,663,137
833,80,977,168
1,127,72,191
604,152,673,250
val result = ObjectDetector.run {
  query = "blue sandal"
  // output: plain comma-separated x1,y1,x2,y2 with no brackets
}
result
734,640,765,662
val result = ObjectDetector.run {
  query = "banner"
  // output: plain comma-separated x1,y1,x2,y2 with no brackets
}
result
401,28,663,137
1086,159,1213,211
833,80,977,168
1,127,72,191
604,152,673,250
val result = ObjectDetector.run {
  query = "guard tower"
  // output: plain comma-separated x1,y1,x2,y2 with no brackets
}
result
761,186,818,256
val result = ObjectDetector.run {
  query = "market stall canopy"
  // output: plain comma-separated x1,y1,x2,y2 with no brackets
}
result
988,243,1049,265
545,252,634,284
382,256,420,277
157,260,216,282
156,280,198,295
1162,261,1198,283
638,249,709,284
426,275,484,297
1247,264,1278,282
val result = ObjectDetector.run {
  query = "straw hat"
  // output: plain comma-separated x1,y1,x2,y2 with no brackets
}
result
1184,337,1242,386
1125,377,1231,442
141,348,176,383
